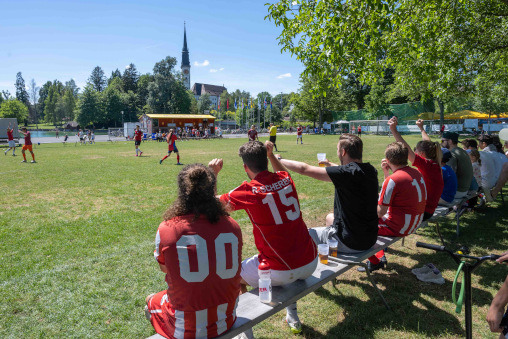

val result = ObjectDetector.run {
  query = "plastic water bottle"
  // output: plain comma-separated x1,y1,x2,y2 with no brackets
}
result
258,260,272,303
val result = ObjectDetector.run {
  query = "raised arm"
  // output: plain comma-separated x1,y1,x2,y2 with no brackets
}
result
388,116,415,163
416,119,431,141
265,141,288,173
279,158,331,182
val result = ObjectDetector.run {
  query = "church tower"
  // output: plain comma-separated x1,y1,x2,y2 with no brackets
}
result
181,23,191,90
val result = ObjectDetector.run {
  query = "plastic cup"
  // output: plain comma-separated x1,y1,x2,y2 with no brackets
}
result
317,153,326,167
328,238,338,257
318,243,329,264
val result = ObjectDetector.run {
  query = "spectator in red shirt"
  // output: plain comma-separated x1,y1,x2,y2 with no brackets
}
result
247,125,258,141
4,123,16,156
134,125,143,157
296,125,303,144
357,125,362,137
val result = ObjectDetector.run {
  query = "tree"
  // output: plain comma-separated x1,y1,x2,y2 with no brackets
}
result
76,84,103,127
102,86,124,126
0,99,29,122
88,66,107,92
473,72,508,131
197,93,212,114
108,69,122,86
15,72,29,106
44,85,59,125
188,91,198,114
38,81,52,121
122,63,139,93
28,79,40,127
137,73,153,108
65,79,80,97
266,0,508,99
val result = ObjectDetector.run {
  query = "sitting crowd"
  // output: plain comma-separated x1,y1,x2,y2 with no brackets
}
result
143,117,508,338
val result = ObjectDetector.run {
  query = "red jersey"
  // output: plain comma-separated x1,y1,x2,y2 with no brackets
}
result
412,154,443,214
7,129,13,141
24,131,32,145
154,215,243,338
134,129,143,141
220,171,317,271
247,129,258,141
379,166,427,236
167,134,178,151
297,127,302,136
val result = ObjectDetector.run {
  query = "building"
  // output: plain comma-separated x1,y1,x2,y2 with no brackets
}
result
139,114,216,134
191,83,227,110
181,23,191,90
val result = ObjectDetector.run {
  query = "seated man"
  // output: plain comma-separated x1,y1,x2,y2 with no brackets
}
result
439,148,458,206
278,134,379,254
441,132,473,199
209,141,318,335
479,135,508,201
364,142,427,272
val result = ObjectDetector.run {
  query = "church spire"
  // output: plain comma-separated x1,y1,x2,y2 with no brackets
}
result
181,22,190,68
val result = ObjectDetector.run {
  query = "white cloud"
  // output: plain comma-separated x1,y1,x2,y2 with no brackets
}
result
125,65,131,69
277,73,292,79
210,68,224,73
194,60,210,67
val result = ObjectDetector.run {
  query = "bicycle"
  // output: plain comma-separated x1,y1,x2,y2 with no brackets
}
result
416,242,502,339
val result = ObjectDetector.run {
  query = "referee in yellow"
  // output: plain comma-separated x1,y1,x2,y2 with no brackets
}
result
269,123,279,151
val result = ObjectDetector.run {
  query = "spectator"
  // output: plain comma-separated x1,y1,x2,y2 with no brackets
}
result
441,132,474,199
279,134,379,254
388,117,443,220
363,142,427,272
439,148,458,206
461,138,478,151
209,141,318,334
479,135,508,201
486,251,508,338
145,164,242,338
296,124,303,144
468,149,482,189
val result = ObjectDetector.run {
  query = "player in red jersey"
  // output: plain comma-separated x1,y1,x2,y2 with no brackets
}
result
145,164,243,339
247,125,258,141
160,129,182,165
209,141,318,335
134,125,144,157
18,127,36,163
4,123,16,156
296,125,303,144
360,142,426,272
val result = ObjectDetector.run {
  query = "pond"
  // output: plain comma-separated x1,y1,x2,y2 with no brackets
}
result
28,130,108,138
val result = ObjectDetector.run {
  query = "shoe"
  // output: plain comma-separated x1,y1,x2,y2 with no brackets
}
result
144,305,151,321
21,160,27,163
484,188,494,202
159,159,163,165
31,160,36,163
139,151,143,156
136,154,138,157
177,162,183,165
286,316,302,334
411,263,437,276
4,151,6,155
357,260,385,272
379,255,387,265
416,271,445,284
12,154,16,156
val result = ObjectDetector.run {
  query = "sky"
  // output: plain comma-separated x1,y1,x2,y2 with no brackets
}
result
0,0,304,98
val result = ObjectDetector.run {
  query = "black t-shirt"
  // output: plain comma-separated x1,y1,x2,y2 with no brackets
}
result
326,162,379,250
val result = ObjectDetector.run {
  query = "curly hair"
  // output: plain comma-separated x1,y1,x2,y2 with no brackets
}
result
163,163,229,223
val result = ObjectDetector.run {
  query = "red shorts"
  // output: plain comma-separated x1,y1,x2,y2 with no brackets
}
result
146,290,174,339
22,145,33,152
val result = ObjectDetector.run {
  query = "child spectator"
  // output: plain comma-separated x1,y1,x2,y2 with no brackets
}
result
439,148,458,206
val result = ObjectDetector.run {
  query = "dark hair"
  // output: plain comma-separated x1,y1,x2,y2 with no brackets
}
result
416,140,442,164
469,149,482,166
238,141,268,173
163,163,228,223
461,138,478,149
338,134,363,160
385,142,408,166
478,134,493,145
492,135,504,153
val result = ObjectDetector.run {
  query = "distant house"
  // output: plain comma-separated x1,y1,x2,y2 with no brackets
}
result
192,83,227,110
64,121,79,130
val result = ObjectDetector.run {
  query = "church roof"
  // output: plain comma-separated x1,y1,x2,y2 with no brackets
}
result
192,83,227,97
181,24,190,68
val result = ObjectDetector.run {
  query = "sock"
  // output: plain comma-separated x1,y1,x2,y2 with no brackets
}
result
177,154,180,163
161,155,169,161
286,303,299,323
368,250,384,265
31,153,35,161
23,153,26,161
136,149,138,155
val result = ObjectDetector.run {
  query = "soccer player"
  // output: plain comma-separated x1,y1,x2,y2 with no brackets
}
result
145,163,243,338
269,123,279,151
209,141,318,335
160,129,182,165
296,125,303,144
4,123,16,156
357,125,362,137
18,127,36,163
278,134,379,255
363,142,427,272
134,125,143,157
247,125,258,141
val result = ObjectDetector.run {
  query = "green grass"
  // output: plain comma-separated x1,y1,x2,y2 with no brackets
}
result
1,134,507,338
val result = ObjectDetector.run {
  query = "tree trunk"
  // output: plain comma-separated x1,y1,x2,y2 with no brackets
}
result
437,98,445,128
318,97,323,129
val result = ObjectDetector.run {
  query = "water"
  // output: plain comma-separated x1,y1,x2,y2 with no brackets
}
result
28,130,107,138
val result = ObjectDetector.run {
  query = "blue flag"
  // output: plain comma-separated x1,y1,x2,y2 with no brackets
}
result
258,98,261,109
264,97,267,109
234,98,237,110
270,99,272,110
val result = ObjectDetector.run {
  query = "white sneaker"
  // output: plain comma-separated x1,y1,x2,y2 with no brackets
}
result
416,271,445,284
411,264,433,276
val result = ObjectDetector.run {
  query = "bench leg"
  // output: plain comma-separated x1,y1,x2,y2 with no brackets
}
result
434,222,446,247
358,263,391,311
456,210,461,238
401,238,405,247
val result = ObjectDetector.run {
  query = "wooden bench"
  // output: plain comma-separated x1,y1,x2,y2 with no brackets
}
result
145,190,491,339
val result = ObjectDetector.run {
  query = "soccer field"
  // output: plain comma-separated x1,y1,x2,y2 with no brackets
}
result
1,134,507,338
